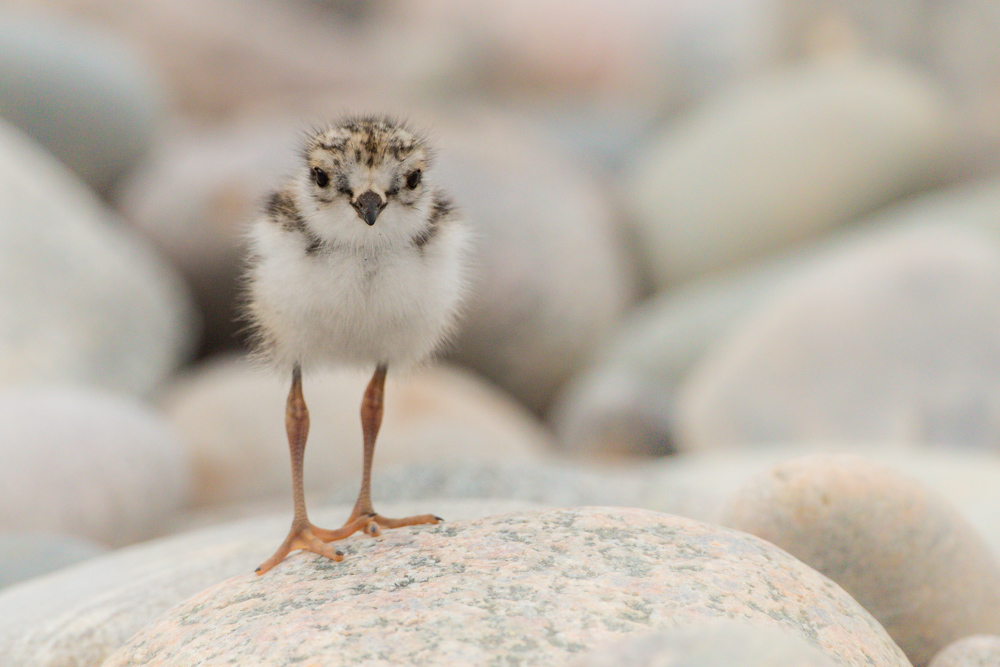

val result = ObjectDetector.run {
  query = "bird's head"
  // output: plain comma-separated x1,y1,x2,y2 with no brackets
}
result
299,115,432,247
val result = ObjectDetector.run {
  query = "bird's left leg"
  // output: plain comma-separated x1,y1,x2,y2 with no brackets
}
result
340,363,442,537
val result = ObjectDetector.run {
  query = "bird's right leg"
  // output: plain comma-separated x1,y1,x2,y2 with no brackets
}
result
255,364,362,574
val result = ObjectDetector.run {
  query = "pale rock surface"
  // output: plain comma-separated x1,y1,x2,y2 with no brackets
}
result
929,635,1000,667
722,453,1000,667
567,621,838,667
0,117,197,395
102,508,909,667
0,386,192,547
157,356,554,508
626,59,957,286
678,226,1000,451
0,13,163,193
0,499,542,667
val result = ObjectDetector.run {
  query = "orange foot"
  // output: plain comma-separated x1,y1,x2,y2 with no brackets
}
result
349,512,443,538
256,520,355,575
255,514,442,575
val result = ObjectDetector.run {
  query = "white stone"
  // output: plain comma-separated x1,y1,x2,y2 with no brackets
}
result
626,59,957,286
0,386,192,547
678,226,1000,451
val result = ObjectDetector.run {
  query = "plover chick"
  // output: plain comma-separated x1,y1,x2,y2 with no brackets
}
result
244,115,469,574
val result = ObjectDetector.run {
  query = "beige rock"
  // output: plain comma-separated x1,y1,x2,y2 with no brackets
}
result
157,356,553,508
678,226,1000,451
0,499,543,667
642,443,1000,559
929,635,1000,667
102,508,908,667
567,622,838,667
626,59,957,286
721,453,1000,667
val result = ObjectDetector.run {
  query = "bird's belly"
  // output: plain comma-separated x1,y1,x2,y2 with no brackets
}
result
258,248,459,369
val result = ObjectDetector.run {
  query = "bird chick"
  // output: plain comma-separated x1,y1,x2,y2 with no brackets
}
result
244,115,469,574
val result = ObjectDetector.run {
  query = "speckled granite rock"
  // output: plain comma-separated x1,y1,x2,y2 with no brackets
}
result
0,386,192,547
722,454,1000,667
678,226,1000,451
103,508,908,667
157,357,553,507
567,622,839,667
929,635,1000,667
0,499,543,667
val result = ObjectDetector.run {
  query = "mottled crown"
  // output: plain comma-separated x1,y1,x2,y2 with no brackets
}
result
304,115,428,169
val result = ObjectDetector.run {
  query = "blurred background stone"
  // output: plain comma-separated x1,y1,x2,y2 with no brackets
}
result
327,459,647,509
0,532,106,590
721,453,1000,667
678,226,1000,451
554,177,1000,458
0,386,192,548
624,59,959,288
929,635,1000,667
435,114,640,413
0,118,197,395
0,12,164,195
156,356,554,508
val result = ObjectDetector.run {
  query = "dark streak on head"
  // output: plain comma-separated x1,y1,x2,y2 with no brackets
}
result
265,189,325,255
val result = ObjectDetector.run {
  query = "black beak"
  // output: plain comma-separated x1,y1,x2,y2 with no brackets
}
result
352,190,386,226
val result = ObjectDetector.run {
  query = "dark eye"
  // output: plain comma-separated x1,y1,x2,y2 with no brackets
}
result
406,169,422,189
311,167,330,188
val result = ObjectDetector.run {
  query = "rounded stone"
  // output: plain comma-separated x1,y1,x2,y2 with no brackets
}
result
568,622,838,667
677,226,1000,451
436,115,639,412
0,12,163,193
157,356,554,508
626,59,957,286
0,117,198,395
929,635,1000,667
721,453,1000,667
100,508,908,667
0,386,193,547
641,443,1000,559
556,177,1000,457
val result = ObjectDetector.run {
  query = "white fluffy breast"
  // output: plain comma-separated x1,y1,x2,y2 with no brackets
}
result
246,213,469,371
